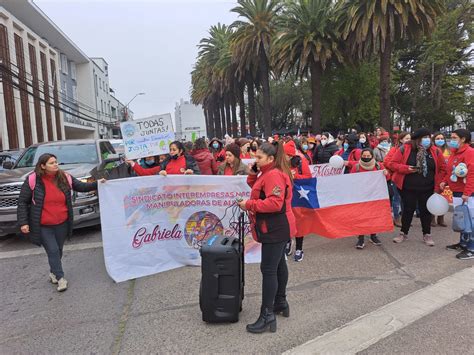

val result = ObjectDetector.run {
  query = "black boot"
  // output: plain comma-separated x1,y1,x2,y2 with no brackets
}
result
273,297,290,318
246,307,277,334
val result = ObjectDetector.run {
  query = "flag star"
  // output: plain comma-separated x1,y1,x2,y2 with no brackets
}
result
297,186,310,201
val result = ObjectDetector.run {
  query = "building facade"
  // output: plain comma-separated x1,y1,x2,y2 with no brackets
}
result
174,99,207,141
0,2,129,148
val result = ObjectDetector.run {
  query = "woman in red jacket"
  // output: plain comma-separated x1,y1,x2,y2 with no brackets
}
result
209,138,226,165
238,141,296,334
350,148,389,249
127,141,200,176
441,129,474,260
387,128,446,246
284,140,311,261
191,138,218,175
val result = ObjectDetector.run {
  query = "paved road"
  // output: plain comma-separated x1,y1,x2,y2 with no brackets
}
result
0,216,472,354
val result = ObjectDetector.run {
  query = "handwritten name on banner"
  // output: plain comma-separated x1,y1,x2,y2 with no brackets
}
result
120,114,175,160
99,175,257,283
242,159,344,178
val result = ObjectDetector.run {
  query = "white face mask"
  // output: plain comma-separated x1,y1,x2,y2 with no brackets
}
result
359,138,366,144
321,139,328,146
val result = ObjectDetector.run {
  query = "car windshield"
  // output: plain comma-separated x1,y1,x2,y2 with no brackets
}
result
15,144,99,168
112,143,125,154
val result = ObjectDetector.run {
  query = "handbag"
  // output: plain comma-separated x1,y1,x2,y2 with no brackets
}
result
452,203,473,233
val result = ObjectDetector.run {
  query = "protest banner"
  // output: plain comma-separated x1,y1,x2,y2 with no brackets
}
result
242,159,344,178
120,114,175,160
99,175,259,283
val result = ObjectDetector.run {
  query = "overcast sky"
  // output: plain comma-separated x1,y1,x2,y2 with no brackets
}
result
34,0,238,119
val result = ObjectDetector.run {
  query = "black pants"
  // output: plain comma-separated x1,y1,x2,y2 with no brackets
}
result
40,222,68,279
261,240,288,310
400,189,432,235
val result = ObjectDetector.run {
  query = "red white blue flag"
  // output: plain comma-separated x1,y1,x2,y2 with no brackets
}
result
292,171,393,238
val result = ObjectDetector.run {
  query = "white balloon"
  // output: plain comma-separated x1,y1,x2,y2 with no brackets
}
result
329,155,344,169
426,193,449,216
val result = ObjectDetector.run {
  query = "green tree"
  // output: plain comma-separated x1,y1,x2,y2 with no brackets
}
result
338,0,444,130
231,0,282,137
273,0,343,133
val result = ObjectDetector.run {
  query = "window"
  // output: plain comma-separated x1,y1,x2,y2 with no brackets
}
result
70,62,76,80
94,74,98,96
60,54,68,75
72,85,78,102
99,141,115,160
99,79,102,89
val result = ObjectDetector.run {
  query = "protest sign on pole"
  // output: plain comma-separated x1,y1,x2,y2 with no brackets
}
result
120,114,175,160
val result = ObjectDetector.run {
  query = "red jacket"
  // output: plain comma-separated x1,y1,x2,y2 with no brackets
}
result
337,148,361,170
383,146,398,174
442,144,474,195
191,149,217,175
386,144,446,191
133,155,187,175
246,163,296,243
291,155,312,180
213,149,226,165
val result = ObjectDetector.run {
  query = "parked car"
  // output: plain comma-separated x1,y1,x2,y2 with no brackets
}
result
0,139,119,236
109,139,125,155
0,149,24,171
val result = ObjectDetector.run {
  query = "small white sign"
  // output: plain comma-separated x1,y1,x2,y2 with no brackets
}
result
121,114,175,160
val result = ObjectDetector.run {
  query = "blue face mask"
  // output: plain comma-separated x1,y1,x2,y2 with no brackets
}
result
212,143,219,149
448,140,460,149
435,139,445,147
380,142,390,148
302,144,308,151
421,138,431,148
145,159,155,166
343,143,349,151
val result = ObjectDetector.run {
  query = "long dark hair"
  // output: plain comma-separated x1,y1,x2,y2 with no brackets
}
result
258,141,293,182
170,141,185,156
34,154,70,191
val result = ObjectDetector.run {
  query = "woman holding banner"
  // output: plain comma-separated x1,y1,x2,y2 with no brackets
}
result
238,141,296,334
217,143,249,176
128,141,200,176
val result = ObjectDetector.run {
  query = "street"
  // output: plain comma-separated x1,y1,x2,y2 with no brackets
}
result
0,216,473,354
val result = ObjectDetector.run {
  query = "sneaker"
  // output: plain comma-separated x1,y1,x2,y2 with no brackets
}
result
423,234,435,246
49,273,58,284
356,237,365,249
57,278,68,292
446,243,465,252
285,240,293,256
393,233,407,243
456,250,474,260
294,250,304,262
370,235,382,246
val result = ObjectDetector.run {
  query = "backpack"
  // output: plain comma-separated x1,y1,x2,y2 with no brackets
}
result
452,203,472,233
28,173,73,205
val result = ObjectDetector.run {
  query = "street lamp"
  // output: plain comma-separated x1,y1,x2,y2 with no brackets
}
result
123,92,145,121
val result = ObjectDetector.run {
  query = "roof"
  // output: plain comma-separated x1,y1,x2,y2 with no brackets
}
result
1,1,89,63
29,139,109,147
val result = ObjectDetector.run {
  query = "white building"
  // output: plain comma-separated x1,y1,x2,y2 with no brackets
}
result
174,99,207,141
0,1,130,146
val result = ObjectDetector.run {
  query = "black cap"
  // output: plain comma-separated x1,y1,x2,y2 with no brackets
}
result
411,128,431,140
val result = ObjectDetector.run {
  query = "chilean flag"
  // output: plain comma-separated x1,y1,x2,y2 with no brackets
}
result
292,171,393,238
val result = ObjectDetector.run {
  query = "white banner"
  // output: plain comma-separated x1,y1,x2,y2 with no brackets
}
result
120,114,175,160
241,159,344,178
98,175,260,283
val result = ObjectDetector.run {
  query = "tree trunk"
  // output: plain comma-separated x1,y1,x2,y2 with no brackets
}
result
380,39,392,130
259,46,272,137
213,101,222,138
220,101,226,135
205,106,214,138
231,94,238,137
247,73,257,137
239,85,247,137
225,95,232,137
310,61,322,133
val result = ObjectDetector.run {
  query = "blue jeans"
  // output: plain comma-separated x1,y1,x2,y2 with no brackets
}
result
391,183,402,218
460,233,474,252
40,222,68,279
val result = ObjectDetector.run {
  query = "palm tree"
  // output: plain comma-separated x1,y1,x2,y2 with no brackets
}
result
273,0,343,133
338,0,444,129
231,0,282,137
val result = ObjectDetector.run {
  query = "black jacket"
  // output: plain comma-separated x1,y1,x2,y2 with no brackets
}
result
17,174,98,246
313,142,339,164
161,154,201,175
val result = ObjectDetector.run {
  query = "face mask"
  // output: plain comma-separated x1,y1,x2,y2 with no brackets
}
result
343,143,349,151
435,139,445,147
302,144,308,151
421,138,431,148
359,138,366,144
448,140,460,149
309,144,315,149
250,145,257,152
321,139,328,146
212,143,219,149
170,154,179,160
380,142,390,149
145,159,155,166
361,157,373,163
